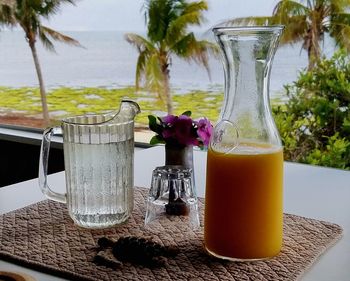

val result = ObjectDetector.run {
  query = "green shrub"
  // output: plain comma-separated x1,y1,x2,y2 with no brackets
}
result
273,49,350,169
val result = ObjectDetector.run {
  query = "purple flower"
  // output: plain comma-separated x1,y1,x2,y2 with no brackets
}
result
197,118,213,146
162,114,177,125
162,128,174,139
174,115,198,146
161,115,177,139
149,112,213,148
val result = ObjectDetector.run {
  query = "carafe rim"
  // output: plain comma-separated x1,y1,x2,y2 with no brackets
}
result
213,25,284,34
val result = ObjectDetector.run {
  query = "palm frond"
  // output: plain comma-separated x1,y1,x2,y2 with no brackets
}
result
187,40,214,79
337,26,350,50
217,1,308,28
0,3,15,26
37,0,77,18
171,32,195,56
11,0,41,35
181,0,207,24
273,0,309,23
125,32,162,93
330,12,350,26
135,50,148,89
147,0,173,43
329,13,350,49
145,53,164,100
38,26,56,52
171,32,218,79
165,1,208,45
278,15,308,44
41,26,82,47
166,12,199,44
125,33,155,53
216,16,276,27
330,0,350,13
1,0,15,5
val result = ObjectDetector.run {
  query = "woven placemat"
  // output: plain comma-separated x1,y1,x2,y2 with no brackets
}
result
0,187,343,281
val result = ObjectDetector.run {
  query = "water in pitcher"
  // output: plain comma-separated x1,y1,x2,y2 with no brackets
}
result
63,139,134,228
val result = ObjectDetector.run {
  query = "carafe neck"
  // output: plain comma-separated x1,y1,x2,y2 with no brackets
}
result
214,26,283,147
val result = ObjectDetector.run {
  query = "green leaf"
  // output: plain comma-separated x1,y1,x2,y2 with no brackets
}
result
150,135,164,145
148,114,157,123
148,115,158,132
181,110,192,116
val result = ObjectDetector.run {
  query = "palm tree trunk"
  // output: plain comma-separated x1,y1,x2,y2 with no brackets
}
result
308,45,320,70
307,48,316,70
307,28,321,70
29,40,50,126
163,67,173,114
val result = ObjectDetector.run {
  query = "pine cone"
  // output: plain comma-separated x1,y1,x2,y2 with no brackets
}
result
97,237,115,248
112,236,178,266
93,248,122,268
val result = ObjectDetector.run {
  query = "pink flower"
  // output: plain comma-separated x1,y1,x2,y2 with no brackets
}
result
197,118,213,146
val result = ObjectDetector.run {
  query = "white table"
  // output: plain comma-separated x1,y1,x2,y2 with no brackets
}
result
0,146,350,281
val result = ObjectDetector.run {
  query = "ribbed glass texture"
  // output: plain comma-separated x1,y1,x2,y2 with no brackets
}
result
62,113,135,228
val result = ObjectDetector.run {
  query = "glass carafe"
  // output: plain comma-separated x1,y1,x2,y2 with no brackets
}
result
204,26,284,260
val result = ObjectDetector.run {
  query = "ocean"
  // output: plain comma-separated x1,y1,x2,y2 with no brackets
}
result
0,30,336,99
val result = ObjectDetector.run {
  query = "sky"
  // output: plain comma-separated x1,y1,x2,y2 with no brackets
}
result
42,0,280,32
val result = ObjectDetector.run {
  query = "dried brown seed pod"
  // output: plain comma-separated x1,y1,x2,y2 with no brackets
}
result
112,236,178,266
93,248,122,268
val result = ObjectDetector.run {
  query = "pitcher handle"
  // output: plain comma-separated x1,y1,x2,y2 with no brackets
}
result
39,127,66,203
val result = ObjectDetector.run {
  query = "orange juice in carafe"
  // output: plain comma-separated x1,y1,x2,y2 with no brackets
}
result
204,143,283,260
206,26,285,261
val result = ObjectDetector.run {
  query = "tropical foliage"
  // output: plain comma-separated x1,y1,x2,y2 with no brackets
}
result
0,0,14,25
273,50,350,169
221,0,350,70
0,0,80,125
125,0,218,114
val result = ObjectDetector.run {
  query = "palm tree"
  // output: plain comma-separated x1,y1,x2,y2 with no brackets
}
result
0,0,81,125
0,0,15,26
220,0,350,70
125,0,218,114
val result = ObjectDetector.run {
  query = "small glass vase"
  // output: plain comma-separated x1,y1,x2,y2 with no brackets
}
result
165,144,193,168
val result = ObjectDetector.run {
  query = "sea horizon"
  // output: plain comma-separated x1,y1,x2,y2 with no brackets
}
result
0,30,337,100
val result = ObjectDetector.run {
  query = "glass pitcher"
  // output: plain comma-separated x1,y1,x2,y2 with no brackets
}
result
39,100,140,229
204,26,284,260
